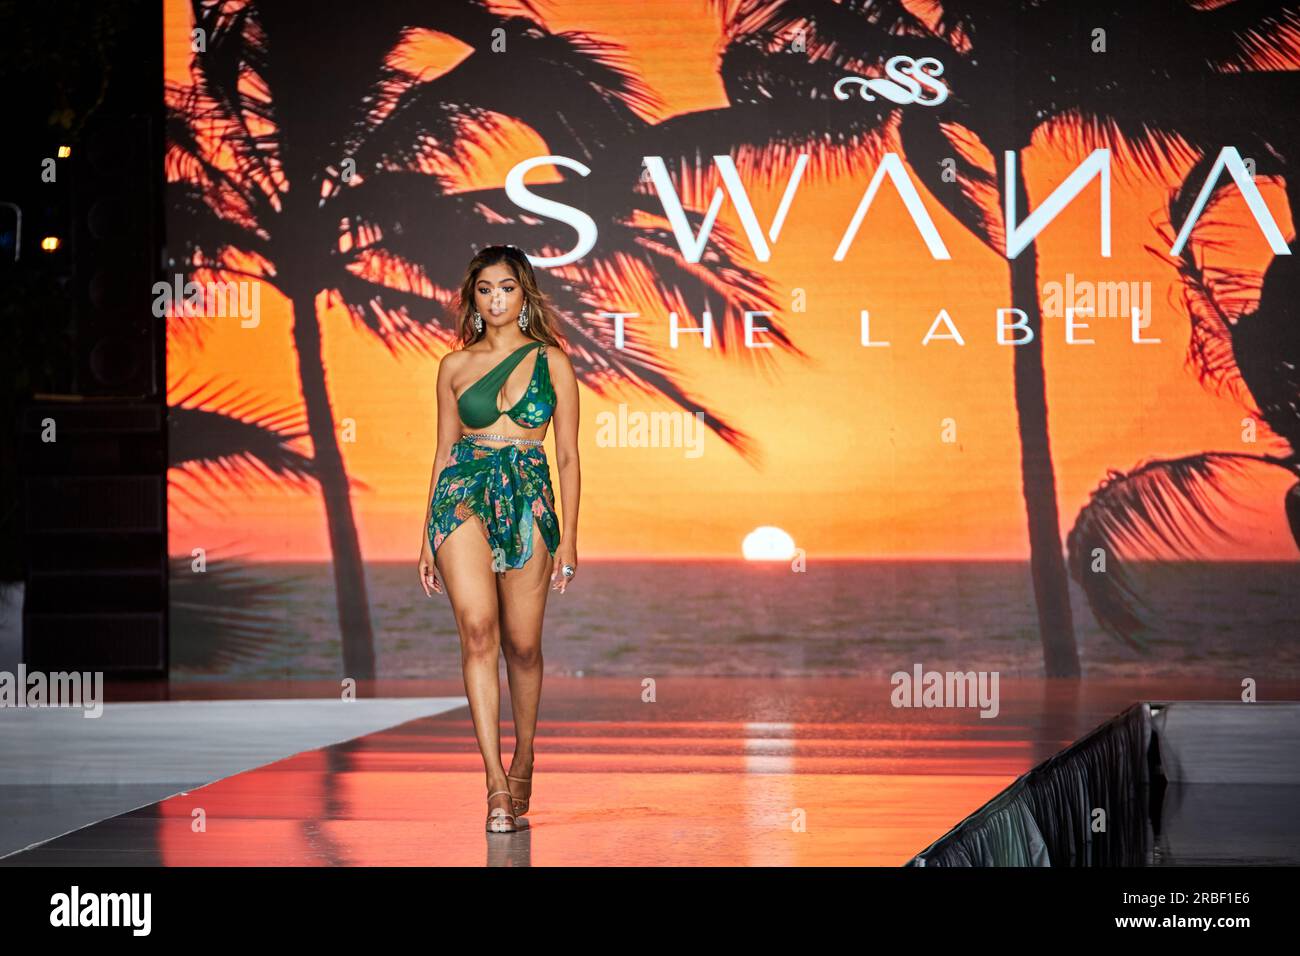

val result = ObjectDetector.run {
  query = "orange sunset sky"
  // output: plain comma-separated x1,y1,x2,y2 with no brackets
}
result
164,0,1299,562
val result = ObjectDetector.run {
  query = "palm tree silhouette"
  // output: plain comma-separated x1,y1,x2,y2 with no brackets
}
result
708,0,1300,675
166,0,801,678
1066,120,1300,648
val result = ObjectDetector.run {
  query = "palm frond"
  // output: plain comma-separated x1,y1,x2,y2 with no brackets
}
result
1147,142,1300,449
899,115,1003,251
1149,218,1265,412
1066,451,1261,649
164,91,278,220
168,552,303,670
967,2,1298,182
722,0,935,54
1039,112,1202,187
342,65,518,178
328,263,455,358
708,36,900,188
422,18,662,157
185,0,282,193
167,372,316,512
1196,0,1300,71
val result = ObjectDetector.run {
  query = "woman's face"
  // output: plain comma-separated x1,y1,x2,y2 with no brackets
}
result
474,263,522,325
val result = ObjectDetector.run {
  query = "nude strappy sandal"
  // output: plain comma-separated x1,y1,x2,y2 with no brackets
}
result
507,771,532,817
485,788,518,832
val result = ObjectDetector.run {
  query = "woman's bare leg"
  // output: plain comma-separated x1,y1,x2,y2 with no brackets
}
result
498,520,552,801
435,516,512,821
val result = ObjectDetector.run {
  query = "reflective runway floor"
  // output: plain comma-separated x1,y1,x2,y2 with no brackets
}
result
4,676,1293,866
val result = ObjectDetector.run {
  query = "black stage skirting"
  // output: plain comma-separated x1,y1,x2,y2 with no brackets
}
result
907,701,1300,866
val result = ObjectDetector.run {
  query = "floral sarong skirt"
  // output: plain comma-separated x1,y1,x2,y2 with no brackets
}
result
428,435,560,572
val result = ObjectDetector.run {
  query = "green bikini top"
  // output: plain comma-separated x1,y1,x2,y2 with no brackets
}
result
457,341,556,429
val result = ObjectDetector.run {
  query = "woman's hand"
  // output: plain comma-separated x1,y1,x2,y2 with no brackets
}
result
419,543,443,596
551,542,577,593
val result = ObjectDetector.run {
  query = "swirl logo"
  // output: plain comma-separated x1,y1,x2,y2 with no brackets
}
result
834,55,948,107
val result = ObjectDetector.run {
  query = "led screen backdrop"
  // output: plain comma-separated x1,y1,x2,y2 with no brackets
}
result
162,1,1300,682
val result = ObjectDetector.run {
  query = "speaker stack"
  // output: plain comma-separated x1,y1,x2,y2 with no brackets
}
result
73,114,160,398
19,113,168,678
20,402,167,676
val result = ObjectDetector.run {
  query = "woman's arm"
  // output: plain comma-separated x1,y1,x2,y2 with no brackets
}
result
418,351,464,596
547,345,581,552
422,350,464,539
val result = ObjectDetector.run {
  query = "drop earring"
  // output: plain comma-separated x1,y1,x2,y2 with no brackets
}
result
473,310,483,334
517,302,529,331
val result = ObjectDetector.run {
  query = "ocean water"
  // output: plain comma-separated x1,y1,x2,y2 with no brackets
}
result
170,560,1300,681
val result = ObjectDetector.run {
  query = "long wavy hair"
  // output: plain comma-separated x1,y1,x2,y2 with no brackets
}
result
454,245,564,349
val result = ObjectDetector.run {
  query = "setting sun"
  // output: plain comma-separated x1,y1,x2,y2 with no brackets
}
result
742,526,796,561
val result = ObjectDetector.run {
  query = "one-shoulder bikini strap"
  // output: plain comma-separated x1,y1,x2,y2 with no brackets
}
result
536,342,551,382
461,342,537,399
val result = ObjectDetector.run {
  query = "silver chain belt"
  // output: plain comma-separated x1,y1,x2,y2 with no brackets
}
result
464,432,544,446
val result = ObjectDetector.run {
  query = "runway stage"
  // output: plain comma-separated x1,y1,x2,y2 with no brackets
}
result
2,676,1293,866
